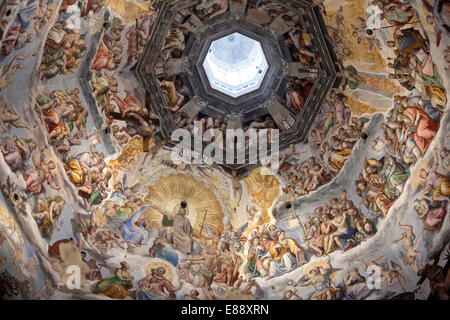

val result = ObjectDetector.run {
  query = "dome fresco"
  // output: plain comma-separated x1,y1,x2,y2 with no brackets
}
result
0,0,449,303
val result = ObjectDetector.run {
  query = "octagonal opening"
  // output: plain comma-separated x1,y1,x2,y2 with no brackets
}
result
202,32,269,98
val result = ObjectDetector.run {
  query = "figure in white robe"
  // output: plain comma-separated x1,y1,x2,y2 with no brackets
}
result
264,250,298,278
157,205,194,255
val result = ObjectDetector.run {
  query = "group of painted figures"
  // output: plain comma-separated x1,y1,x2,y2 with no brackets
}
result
0,0,449,300
152,0,317,140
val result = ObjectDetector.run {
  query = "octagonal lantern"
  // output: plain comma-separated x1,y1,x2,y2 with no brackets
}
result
135,0,342,171
202,32,269,98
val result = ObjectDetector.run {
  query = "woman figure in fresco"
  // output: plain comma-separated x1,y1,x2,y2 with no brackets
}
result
34,196,65,238
410,49,447,106
276,230,306,267
381,155,409,199
295,266,340,300
1,136,36,172
91,44,123,71
414,199,447,232
327,136,353,175
121,205,150,246
24,152,61,195
95,261,133,299
396,99,438,155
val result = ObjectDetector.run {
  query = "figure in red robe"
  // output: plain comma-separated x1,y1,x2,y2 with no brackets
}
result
402,106,438,154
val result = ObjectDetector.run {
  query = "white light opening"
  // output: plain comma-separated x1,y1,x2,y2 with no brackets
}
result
202,33,269,98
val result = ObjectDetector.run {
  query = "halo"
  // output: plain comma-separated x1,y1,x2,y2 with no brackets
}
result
173,201,190,217
145,174,224,236
145,259,174,282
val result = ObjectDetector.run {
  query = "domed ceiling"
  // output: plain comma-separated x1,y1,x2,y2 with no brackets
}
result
0,0,449,301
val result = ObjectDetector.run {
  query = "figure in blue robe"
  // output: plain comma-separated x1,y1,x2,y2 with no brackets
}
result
121,205,149,245
16,1,38,30
155,246,178,267
149,238,179,266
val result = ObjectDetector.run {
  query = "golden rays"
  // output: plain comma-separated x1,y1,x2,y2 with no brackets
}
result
244,168,280,223
108,136,143,171
144,174,224,238
106,0,155,23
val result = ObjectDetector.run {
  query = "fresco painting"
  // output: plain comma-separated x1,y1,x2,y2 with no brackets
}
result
0,0,449,301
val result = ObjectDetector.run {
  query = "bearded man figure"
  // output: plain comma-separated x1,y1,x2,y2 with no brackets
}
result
155,201,195,255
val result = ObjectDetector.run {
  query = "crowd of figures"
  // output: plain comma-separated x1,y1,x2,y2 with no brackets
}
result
299,192,376,256
355,155,410,217
0,0,58,92
1,0,56,58
151,0,317,140
279,90,368,197
38,22,86,79
51,0,450,301
87,12,162,147
353,24,446,222
33,89,115,210
37,0,109,80
415,147,449,229
281,19,317,114
387,27,446,108
74,198,314,300
0,0,449,302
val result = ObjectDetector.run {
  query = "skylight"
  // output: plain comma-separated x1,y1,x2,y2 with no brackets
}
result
202,33,269,98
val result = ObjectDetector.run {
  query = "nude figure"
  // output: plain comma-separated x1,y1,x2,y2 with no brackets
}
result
360,252,406,291
0,55,24,90
393,222,422,272
230,170,243,208
181,250,219,300
141,136,167,169
329,212,350,251
0,100,27,131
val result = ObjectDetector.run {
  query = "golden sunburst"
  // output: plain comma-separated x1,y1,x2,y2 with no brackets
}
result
244,167,280,222
144,174,224,240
